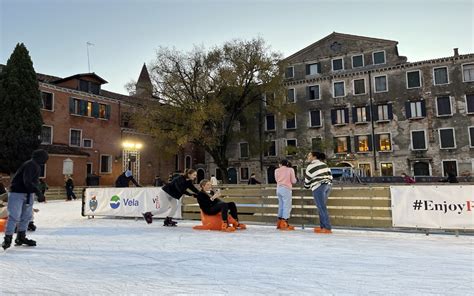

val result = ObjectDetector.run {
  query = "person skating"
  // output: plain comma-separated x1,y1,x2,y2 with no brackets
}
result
196,179,246,232
142,169,200,226
304,151,333,234
115,170,141,187
65,175,77,201
2,149,49,250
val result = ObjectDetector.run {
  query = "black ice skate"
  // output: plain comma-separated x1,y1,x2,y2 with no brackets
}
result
28,221,37,231
2,235,12,250
163,217,177,227
142,212,153,224
14,231,36,247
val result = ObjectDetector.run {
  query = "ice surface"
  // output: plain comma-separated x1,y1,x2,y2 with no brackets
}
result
0,200,472,295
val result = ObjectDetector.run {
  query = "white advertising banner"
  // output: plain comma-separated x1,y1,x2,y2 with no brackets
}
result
83,187,182,218
391,185,474,229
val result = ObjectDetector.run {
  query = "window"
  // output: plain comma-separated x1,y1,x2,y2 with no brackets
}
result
239,142,249,158
442,160,457,177
264,140,276,157
287,88,295,103
333,81,345,97
185,155,192,169
69,129,82,147
374,75,388,92
308,85,320,100
265,114,275,131
264,92,275,106
352,55,364,68
439,128,456,149
83,138,93,148
41,125,52,145
355,135,371,152
311,137,322,151
406,70,421,88
411,130,427,150
373,51,386,65
41,92,53,111
331,108,349,125
376,133,392,151
100,155,112,173
79,80,100,94
334,136,350,154
406,100,426,119
436,96,452,116
240,167,249,181
463,64,474,82
69,98,110,119
466,94,474,114
353,79,366,95
286,139,297,156
359,163,371,177
433,67,449,85
309,110,322,127
380,162,393,176
285,114,296,129
99,104,107,119
285,67,294,78
306,63,320,76
469,126,474,148
353,106,370,123
332,58,344,71
376,104,391,121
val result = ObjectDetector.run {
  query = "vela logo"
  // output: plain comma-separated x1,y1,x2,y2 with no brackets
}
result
110,195,120,209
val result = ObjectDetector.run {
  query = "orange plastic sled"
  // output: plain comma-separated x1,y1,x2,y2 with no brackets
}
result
193,210,238,231
0,218,7,232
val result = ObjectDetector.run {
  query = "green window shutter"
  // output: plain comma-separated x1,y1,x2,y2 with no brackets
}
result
92,102,99,118
69,97,75,114
105,105,111,120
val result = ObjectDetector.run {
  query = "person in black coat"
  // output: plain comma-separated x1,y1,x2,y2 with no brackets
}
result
143,169,200,226
248,173,261,185
2,149,49,250
196,179,246,231
65,175,77,201
115,170,141,188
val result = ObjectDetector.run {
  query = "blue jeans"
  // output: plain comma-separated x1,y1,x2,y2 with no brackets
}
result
312,183,332,230
277,186,292,219
5,192,34,235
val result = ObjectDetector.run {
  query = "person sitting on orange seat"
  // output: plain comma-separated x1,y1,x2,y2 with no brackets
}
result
196,179,246,232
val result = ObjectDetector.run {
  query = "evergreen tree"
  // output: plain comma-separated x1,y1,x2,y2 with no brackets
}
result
0,43,42,174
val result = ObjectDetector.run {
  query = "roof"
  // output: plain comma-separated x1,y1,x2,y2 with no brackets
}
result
52,73,108,85
40,144,90,157
284,32,398,62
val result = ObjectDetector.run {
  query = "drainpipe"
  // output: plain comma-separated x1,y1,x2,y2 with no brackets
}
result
368,71,378,176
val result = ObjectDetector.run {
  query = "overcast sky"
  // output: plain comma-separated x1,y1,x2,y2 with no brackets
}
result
1,0,472,94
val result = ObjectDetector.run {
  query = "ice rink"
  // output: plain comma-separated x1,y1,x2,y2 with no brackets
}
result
1,200,473,295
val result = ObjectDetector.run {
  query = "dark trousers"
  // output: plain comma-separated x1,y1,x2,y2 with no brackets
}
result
204,201,238,221
66,188,76,200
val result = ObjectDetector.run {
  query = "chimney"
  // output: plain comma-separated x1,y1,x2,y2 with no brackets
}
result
453,48,459,57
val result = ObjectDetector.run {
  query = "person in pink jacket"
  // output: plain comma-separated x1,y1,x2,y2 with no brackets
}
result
274,159,297,230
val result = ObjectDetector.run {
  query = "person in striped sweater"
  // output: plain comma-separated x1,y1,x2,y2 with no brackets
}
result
304,151,333,234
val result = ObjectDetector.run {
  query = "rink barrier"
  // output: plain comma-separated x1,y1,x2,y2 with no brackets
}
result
182,185,392,228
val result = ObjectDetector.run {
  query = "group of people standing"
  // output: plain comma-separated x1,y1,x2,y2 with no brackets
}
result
275,152,333,234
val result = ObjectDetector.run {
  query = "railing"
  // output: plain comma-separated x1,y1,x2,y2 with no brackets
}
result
44,187,87,201
182,184,392,228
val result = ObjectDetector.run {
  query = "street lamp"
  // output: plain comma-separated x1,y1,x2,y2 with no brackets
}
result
121,141,143,182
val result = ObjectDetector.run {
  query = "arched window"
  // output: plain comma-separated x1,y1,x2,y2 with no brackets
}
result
185,155,192,169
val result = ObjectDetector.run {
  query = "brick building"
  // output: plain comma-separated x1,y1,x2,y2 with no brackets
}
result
34,64,204,187
217,32,474,183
